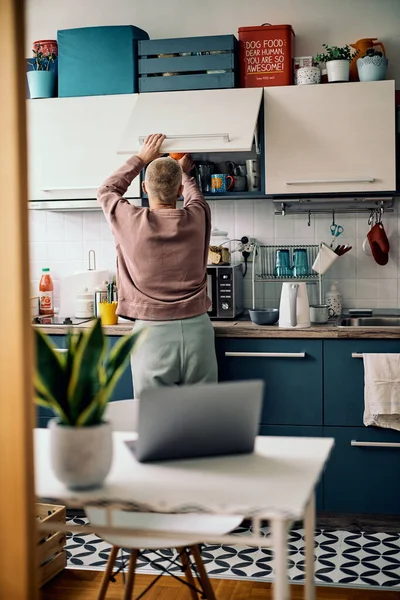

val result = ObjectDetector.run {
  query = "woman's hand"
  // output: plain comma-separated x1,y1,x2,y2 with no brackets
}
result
178,154,195,175
137,134,166,164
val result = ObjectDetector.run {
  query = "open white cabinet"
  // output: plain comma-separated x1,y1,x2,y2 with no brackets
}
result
264,80,396,196
26,94,141,207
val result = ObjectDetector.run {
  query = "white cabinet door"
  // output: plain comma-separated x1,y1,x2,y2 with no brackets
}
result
264,81,396,195
118,88,263,154
27,94,140,201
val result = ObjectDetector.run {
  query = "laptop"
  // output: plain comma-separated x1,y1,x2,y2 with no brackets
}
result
125,380,264,463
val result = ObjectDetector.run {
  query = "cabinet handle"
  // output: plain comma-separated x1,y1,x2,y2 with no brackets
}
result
138,133,230,144
351,440,400,448
285,178,375,186
41,186,99,191
352,353,363,358
224,352,306,358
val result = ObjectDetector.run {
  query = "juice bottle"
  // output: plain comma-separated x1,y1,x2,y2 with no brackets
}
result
39,268,54,315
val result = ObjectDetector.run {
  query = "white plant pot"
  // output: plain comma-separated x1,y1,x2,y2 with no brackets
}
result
296,66,321,85
326,60,350,83
49,419,113,490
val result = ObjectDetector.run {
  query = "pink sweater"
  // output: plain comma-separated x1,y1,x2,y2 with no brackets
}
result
97,156,211,320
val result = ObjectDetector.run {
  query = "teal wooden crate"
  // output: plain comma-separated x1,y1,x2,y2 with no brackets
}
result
138,35,238,92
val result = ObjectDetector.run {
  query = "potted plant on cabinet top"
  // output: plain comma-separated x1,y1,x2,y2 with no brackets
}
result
27,45,57,99
315,44,359,83
34,319,144,490
357,47,388,82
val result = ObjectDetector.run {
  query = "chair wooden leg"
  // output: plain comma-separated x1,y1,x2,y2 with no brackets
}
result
189,545,216,600
177,547,199,600
97,545,120,600
123,549,139,600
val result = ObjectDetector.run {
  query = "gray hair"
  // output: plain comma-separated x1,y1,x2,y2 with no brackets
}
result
145,157,182,203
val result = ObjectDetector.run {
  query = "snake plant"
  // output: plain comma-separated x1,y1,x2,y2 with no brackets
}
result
34,319,143,427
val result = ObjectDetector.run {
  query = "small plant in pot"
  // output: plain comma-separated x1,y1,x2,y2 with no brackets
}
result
27,45,57,99
357,47,388,82
315,44,359,83
34,319,144,490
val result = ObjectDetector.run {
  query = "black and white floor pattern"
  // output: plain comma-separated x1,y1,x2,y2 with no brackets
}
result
66,517,400,590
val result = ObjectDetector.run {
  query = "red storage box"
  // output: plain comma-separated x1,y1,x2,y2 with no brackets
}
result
238,24,295,87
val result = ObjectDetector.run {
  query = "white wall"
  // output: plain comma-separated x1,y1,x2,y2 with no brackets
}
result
26,0,400,311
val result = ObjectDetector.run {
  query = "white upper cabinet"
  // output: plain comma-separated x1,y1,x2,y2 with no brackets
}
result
264,81,396,195
27,94,140,201
118,88,263,155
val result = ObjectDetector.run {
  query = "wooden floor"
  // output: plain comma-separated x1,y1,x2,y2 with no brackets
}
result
40,569,400,599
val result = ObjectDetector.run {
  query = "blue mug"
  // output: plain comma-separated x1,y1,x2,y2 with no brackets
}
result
211,174,234,194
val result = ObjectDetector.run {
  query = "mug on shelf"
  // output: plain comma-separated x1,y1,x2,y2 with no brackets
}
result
246,159,261,192
211,174,234,194
233,175,247,192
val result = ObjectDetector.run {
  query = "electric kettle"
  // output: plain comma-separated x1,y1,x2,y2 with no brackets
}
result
279,282,311,329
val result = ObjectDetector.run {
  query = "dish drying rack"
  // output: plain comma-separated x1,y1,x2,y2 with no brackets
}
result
251,244,324,309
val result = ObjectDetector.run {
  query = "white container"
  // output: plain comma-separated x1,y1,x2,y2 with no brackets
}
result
325,282,343,317
279,282,311,329
30,296,39,317
326,59,350,83
297,67,321,85
312,244,339,275
49,420,113,490
75,288,94,318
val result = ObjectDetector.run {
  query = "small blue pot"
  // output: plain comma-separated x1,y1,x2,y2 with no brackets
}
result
27,70,56,98
357,56,388,82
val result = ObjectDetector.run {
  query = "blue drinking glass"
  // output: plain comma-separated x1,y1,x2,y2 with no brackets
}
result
274,249,291,277
293,248,309,277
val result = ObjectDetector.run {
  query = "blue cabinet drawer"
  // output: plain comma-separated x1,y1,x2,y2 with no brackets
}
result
324,426,400,514
324,340,400,427
107,337,134,402
216,338,323,426
36,334,66,428
259,425,324,511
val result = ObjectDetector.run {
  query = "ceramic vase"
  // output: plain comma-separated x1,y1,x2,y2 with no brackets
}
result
297,67,321,85
49,420,113,490
357,56,388,82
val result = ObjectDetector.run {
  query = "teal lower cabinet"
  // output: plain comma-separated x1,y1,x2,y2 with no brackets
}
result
107,336,134,402
324,426,400,514
216,338,323,426
36,335,66,428
324,339,400,427
259,425,324,511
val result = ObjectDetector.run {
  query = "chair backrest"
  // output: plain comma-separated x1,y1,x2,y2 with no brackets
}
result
105,399,139,432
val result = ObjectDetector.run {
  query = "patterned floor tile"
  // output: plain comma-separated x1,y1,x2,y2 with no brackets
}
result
65,517,400,590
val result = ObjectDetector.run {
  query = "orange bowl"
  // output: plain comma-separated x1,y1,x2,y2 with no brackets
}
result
169,153,185,160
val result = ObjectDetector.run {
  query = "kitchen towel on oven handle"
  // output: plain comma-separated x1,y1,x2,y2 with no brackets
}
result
363,353,400,431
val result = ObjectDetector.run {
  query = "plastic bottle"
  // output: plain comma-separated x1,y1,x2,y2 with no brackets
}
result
39,268,54,315
325,281,342,317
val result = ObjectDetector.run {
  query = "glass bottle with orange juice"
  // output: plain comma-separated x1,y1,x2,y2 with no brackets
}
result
39,267,54,315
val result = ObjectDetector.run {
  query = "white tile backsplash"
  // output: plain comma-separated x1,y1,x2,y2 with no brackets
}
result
29,201,400,310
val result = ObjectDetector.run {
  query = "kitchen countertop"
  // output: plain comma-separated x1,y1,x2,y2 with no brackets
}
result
33,319,400,339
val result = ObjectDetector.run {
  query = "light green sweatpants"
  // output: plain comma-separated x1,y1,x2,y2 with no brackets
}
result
131,313,218,398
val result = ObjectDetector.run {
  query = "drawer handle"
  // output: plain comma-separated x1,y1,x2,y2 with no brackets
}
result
224,352,306,358
139,133,230,144
285,178,375,186
352,353,363,358
351,440,400,448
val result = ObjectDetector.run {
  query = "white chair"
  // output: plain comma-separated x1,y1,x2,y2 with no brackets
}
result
86,399,243,600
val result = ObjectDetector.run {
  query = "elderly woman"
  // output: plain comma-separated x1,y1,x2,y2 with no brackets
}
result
97,134,217,397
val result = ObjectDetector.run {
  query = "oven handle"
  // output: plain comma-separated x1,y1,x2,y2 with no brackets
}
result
351,440,400,448
224,352,306,358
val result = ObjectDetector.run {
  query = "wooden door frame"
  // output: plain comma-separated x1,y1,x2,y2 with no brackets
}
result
0,0,37,597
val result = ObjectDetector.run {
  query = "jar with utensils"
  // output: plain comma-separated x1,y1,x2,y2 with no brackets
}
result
98,282,118,326
75,288,94,318
274,248,291,277
293,248,309,277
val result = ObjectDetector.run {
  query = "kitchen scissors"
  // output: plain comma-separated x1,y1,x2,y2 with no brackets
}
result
330,223,344,248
